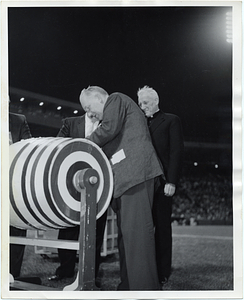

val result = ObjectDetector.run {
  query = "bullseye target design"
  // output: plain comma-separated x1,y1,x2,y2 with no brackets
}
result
10,137,113,230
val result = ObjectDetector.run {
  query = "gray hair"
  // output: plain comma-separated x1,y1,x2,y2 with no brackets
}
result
80,86,109,101
137,85,159,100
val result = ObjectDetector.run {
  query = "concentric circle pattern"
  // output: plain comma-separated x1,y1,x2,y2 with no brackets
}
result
9,137,113,230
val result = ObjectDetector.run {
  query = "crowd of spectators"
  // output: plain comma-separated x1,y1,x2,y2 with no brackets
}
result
172,171,233,225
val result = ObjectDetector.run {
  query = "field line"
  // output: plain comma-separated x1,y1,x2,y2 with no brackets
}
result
172,234,233,240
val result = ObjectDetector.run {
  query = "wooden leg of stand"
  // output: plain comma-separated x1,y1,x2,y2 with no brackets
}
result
74,169,99,291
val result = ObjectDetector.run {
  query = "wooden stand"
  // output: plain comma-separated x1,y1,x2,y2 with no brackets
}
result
10,168,99,291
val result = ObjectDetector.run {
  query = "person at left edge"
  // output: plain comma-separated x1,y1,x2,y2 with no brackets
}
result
48,113,107,283
9,112,32,278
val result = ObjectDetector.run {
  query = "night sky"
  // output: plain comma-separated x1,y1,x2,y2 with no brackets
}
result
8,6,233,143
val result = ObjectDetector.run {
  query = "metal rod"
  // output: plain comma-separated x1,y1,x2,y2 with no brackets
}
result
10,237,79,250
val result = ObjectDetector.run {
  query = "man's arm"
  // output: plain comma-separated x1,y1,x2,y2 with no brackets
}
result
167,115,184,183
164,116,184,196
88,94,126,147
57,119,70,137
20,116,32,139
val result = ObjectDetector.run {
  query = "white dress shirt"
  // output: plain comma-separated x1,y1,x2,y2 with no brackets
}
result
85,114,99,138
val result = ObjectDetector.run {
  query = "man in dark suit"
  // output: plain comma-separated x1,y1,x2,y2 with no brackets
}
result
48,113,107,283
79,86,164,290
9,112,32,278
137,86,184,286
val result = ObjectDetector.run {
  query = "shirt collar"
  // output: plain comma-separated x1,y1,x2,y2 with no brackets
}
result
149,109,160,118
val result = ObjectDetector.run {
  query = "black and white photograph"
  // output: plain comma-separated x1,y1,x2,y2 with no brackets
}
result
1,1,243,299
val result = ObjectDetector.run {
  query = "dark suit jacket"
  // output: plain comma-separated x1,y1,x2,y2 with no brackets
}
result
88,92,164,198
149,111,184,185
57,115,85,138
9,113,32,143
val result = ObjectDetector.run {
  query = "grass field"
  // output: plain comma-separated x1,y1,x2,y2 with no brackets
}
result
18,225,233,291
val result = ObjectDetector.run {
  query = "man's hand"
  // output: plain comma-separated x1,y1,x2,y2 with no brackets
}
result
164,183,176,197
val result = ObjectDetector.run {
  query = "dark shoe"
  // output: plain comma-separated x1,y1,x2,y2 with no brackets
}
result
48,272,75,281
48,274,63,281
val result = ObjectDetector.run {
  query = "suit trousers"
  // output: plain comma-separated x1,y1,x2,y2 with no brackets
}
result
111,179,160,290
153,182,173,281
10,226,27,278
56,210,107,278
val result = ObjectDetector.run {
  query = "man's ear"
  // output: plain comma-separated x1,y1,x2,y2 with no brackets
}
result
99,95,106,104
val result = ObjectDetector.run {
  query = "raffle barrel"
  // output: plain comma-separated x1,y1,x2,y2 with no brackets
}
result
9,137,113,291
9,137,113,230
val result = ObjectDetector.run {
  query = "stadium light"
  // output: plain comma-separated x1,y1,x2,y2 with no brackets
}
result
226,11,232,43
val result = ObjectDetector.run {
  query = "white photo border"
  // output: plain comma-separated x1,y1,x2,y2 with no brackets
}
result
1,1,243,299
